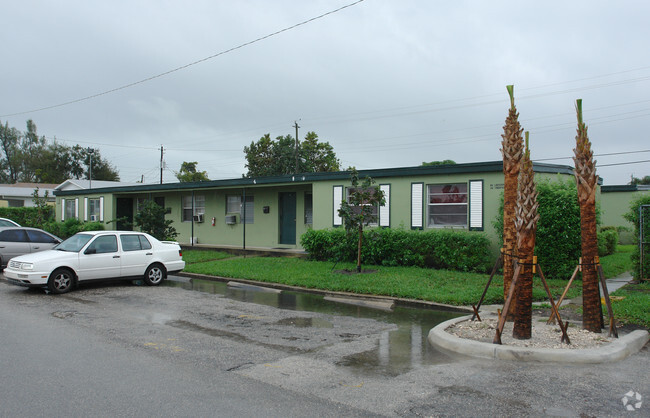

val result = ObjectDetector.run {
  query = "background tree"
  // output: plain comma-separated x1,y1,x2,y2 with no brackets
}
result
501,85,524,317
0,119,119,183
421,160,456,166
244,131,340,177
338,168,385,273
573,99,603,333
134,200,178,241
176,161,209,182
629,175,650,185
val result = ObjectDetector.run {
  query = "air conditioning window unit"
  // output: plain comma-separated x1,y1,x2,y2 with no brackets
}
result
193,213,204,223
90,214,98,222
225,214,237,225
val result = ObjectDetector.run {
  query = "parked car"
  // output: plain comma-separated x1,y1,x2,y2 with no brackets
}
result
4,230,185,294
0,218,21,227
0,227,62,268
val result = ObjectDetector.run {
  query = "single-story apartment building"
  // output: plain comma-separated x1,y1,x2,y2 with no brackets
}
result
0,183,58,207
53,161,589,253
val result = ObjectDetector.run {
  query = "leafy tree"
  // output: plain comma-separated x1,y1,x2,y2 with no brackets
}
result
0,119,119,183
629,175,650,185
134,200,178,241
338,168,385,273
175,161,209,182
244,131,340,177
421,160,457,166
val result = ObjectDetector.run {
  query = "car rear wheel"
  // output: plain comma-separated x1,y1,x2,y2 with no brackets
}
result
144,263,166,286
48,268,74,294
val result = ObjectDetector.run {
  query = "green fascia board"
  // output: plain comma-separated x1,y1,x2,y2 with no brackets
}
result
54,160,574,197
602,184,650,193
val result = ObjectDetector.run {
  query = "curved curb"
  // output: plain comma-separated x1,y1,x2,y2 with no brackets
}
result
429,315,650,363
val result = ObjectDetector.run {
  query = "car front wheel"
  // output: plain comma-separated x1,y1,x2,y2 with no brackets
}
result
48,268,74,294
144,263,166,286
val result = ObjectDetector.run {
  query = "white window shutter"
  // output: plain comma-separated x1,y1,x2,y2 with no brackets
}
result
61,199,66,221
411,183,423,228
469,180,483,231
99,196,104,222
84,197,89,221
333,186,343,226
75,198,79,219
379,184,390,227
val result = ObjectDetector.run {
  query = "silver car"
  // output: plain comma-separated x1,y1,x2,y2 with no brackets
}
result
0,227,62,268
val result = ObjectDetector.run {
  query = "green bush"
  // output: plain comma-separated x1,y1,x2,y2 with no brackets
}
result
41,219,105,239
597,227,618,256
301,227,492,273
624,194,650,279
0,207,54,227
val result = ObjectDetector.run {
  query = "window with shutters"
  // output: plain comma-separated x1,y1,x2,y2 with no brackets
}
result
427,183,468,227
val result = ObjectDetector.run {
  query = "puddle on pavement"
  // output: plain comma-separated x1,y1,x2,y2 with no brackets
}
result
164,277,463,376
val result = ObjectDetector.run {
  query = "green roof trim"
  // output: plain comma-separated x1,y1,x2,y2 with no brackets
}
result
602,184,650,193
54,161,574,197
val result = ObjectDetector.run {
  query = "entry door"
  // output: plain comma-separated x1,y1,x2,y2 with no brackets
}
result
279,192,297,245
116,198,134,231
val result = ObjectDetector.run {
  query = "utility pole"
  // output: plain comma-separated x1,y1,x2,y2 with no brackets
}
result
160,145,164,184
87,148,95,189
294,121,300,174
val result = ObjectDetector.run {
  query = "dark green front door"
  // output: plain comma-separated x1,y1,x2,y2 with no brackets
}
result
116,198,134,230
279,192,296,245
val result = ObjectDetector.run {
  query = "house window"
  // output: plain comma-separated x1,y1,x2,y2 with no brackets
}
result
182,195,205,222
304,193,313,224
346,187,379,227
427,183,468,227
88,198,101,221
226,195,254,224
65,199,77,220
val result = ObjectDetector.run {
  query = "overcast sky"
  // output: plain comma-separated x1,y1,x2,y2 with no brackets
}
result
2,0,649,185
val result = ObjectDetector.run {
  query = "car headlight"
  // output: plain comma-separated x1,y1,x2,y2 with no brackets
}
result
21,263,34,271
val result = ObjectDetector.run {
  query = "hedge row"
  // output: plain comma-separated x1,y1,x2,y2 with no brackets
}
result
300,227,492,273
597,227,618,257
0,207,104,239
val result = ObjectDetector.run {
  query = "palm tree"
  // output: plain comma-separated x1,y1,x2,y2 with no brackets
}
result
513,133,539,339
573,99,602,333
501,85,524,317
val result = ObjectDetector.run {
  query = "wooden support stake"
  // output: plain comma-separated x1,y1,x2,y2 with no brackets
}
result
493,263,521,344
547,264,580,324
537,264,571,344
597,263,618,338
471,254,503,321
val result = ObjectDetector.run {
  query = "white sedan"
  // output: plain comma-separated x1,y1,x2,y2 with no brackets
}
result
4,230,185,294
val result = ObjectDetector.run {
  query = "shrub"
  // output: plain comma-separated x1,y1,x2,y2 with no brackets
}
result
0,207,53,227
301,227,492,273
597,227,618,256
623,194,650,279
42,218,105,239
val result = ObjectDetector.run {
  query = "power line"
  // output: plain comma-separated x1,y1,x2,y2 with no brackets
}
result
0,0,366,118
534,149,650,162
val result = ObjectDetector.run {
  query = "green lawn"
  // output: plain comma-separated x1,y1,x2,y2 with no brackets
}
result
181,246,647,328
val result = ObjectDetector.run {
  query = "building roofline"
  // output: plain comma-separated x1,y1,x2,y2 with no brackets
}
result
602,184,650,192
54,161,575,197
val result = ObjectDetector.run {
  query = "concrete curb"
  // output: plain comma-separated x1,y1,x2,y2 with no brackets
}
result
429,315,650,363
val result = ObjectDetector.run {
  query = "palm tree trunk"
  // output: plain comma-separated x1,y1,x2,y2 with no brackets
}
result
501,85,524,319
513,133,539,339
574,99,602,333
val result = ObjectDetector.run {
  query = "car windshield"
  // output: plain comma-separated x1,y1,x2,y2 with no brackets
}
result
55,234,94,252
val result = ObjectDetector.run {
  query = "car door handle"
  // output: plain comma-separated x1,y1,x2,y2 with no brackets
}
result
113,255,121,259
146,252,153,256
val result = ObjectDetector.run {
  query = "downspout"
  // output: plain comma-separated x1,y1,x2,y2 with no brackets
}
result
242,188,246,250
191,190,195,247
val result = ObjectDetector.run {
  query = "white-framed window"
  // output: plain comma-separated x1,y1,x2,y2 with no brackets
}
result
226,195,254,224
427,183,468,228
346,187,379,227
64,199,77,220
182,195,205,222
88,198,101,221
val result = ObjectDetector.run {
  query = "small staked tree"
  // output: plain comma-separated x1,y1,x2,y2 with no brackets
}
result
573,99,603,333
513,133,539,339
501,85,524,317
134,200,178,241
338,168,385,273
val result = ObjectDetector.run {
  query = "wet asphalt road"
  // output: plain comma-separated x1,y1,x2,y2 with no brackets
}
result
1,274,648,417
